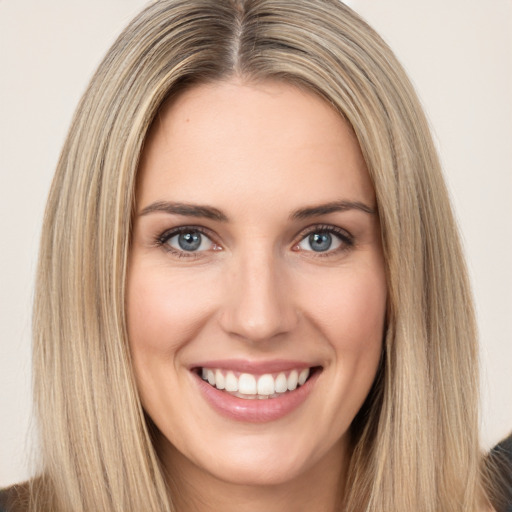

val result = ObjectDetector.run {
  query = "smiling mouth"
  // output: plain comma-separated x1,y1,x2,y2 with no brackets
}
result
195,367,321,400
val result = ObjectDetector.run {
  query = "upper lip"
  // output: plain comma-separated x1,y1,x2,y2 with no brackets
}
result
190,359,320,374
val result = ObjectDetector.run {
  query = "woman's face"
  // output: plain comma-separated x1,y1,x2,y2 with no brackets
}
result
127,80,386,489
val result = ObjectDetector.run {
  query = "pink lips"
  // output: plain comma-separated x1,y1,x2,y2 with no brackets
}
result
191,359,320,423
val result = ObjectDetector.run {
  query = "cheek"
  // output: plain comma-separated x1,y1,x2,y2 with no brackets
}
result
302,265,387,352
301,261,386,410
312,267,386,421
126,263,216,355
126,262,220,427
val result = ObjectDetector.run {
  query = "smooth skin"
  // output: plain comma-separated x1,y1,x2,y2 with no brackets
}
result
127,79,387,512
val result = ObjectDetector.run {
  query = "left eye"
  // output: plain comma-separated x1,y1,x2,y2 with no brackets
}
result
297,231,343,253
165,229,214,252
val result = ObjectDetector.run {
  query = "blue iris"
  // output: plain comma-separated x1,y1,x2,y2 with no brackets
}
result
308,232,332,252
178,231,202,251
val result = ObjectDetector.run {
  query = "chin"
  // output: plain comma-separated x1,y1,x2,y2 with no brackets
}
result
210,449,313,486
161,424,347,490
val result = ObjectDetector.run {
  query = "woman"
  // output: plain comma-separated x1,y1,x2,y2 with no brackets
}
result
0,0,500,510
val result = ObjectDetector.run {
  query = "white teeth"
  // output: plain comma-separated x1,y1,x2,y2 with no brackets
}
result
275,373,288,393
287,370,298,391
298,368,309,386
215,369,225,390
225,371,238,392
200,367,312,397
257,374,275,395
238,373,257,394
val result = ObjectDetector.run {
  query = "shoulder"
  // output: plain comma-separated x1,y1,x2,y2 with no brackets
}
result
0,483,30,512
491,434,512,463
486,433,512,512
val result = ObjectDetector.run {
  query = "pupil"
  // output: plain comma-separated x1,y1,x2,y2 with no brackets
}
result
178,232,201,251
309,232,331,252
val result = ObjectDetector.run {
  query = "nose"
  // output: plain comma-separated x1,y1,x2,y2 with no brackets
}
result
218,248,298,343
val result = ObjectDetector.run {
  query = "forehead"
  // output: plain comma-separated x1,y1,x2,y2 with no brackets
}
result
136,79,375,214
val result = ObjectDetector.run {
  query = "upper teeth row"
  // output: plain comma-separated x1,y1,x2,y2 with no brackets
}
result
201,368,310,396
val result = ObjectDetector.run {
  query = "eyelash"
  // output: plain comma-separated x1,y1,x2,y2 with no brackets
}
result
154,224,354,259
295,224,354,257
155,226,216,259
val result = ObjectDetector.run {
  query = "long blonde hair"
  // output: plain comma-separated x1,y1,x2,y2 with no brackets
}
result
31,0,484,510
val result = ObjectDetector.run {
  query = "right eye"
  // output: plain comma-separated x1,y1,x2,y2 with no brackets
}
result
158,227,220,256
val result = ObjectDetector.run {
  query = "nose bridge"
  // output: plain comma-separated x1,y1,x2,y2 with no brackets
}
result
219,243,297,342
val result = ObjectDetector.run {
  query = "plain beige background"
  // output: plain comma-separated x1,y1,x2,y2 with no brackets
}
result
1,0,511,487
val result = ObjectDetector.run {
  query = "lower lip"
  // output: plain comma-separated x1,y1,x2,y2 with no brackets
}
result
193,370,319,423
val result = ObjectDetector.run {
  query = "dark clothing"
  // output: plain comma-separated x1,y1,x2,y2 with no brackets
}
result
0,483,27,512
487,433,512,512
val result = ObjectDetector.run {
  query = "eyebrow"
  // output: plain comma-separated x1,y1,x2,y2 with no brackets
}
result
290,200,376,220
138,199,376,222
139,201,228,221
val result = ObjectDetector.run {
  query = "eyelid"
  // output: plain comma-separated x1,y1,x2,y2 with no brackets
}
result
157,225,214,244
156,225,221,258
154,223,354,259
293,223,354,254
